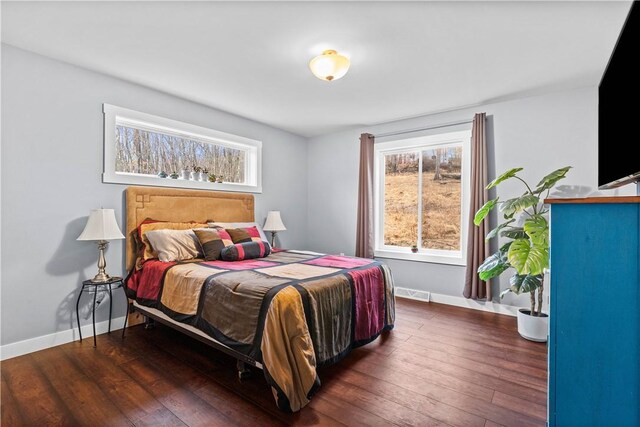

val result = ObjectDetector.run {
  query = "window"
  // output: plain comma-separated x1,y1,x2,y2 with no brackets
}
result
103,104,262,193
374,130,471,265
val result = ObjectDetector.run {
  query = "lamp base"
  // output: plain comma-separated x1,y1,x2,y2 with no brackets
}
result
91,272,111,283
91,240,112,283
270,231,278,248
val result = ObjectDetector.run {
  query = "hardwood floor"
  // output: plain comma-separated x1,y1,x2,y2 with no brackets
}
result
1,298,547,426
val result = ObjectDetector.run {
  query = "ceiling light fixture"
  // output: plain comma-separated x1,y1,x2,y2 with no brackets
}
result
309,49,350,82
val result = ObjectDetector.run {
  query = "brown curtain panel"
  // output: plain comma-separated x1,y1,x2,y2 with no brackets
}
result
355,133,375,258
463,113,491,300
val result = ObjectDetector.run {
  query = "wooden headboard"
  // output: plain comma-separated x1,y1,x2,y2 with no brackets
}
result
125,186,254,271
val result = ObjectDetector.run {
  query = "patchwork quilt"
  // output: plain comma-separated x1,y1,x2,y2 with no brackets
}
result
125,250,395,412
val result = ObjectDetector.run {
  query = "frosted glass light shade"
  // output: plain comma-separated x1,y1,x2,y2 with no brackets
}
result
77,209,125,241
263,211,286,232
309,50,350,81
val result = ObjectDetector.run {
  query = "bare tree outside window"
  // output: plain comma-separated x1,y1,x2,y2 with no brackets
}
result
115,125,246,183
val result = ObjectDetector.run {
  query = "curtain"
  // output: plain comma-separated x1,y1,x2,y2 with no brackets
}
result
463,113,491,300
355,133,375,258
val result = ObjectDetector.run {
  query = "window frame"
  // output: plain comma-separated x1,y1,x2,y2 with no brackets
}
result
103,104,263,193
373,129,471,265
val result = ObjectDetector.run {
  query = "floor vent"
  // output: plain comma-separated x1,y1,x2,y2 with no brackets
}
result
395,287,431,303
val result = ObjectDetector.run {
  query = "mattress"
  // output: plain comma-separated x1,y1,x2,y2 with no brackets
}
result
131,300,264,369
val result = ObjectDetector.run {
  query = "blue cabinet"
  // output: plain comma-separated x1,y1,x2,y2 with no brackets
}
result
548,198,639,426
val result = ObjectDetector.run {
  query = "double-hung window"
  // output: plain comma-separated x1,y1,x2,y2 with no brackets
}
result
103,104,262,193
374,129,471,265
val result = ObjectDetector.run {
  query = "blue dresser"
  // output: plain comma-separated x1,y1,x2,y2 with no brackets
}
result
548,197,640,426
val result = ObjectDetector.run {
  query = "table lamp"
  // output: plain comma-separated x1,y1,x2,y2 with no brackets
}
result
77,208,125,282
263,211,286,248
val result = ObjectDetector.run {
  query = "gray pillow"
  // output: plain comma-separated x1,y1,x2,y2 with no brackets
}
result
144,229,203,262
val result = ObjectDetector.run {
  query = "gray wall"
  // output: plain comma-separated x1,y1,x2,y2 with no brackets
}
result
306,87,636,305
0,45,308,346
3,44,636,347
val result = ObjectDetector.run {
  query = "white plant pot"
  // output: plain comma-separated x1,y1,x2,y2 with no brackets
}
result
517,308,548,342
180,170,190,180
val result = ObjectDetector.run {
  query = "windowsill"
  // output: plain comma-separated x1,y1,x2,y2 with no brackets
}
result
374,249,466,266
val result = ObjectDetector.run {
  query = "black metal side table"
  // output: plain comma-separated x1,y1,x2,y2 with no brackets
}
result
75,277,127,347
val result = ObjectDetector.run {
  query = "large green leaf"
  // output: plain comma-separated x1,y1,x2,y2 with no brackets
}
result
524,215,549,246
477,242,512,281
474,198,499,226
509,274,543,294
500,194,539,217
486,167,523,190
485,219,515,241
501,227,528,239
507,239,549,275
478,253,510,281
534,166,572,193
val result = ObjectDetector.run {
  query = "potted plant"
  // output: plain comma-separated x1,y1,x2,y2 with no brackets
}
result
169,171,179,179
411,244,418,253
473,166,571,342
216,175,224,183
202,168,209,182
208,173,216,182
191,165,202,181
180,168,190,180
157,171,168,178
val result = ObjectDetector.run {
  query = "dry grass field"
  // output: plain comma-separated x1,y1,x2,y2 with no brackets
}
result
384,173,461,250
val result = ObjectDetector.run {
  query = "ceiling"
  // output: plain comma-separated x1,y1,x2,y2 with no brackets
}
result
1,1,632,137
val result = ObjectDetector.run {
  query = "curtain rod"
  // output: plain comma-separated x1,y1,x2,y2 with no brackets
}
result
372,119,473,139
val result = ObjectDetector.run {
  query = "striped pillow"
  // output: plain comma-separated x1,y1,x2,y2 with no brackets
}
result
193,228,234,261
220,241,271,261
208,222,268,242
225,226,262,244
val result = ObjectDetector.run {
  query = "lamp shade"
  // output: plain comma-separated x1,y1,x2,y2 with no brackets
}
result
309,50,350,81
77,209,125,241
263,211,286,232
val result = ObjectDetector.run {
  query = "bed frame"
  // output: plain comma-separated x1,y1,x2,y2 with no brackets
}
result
124,186,262,378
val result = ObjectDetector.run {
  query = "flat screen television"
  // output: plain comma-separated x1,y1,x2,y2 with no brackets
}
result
598,1,640,189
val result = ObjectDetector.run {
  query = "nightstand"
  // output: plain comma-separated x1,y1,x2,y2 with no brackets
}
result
75,277,127,347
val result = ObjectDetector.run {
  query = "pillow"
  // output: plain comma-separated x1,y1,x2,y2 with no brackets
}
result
137,219,208,261
225,226,263,244
208,222,268,241
145,229,203,262
193,228,234,261
221,241,271,261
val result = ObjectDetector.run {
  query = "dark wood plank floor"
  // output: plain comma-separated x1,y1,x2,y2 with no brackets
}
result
1,298,547,426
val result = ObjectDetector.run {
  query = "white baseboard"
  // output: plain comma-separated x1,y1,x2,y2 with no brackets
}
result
395,286,520,317
1,287,521,360
0,316,127,361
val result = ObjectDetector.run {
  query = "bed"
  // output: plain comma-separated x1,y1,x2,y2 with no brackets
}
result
124,186,395,412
